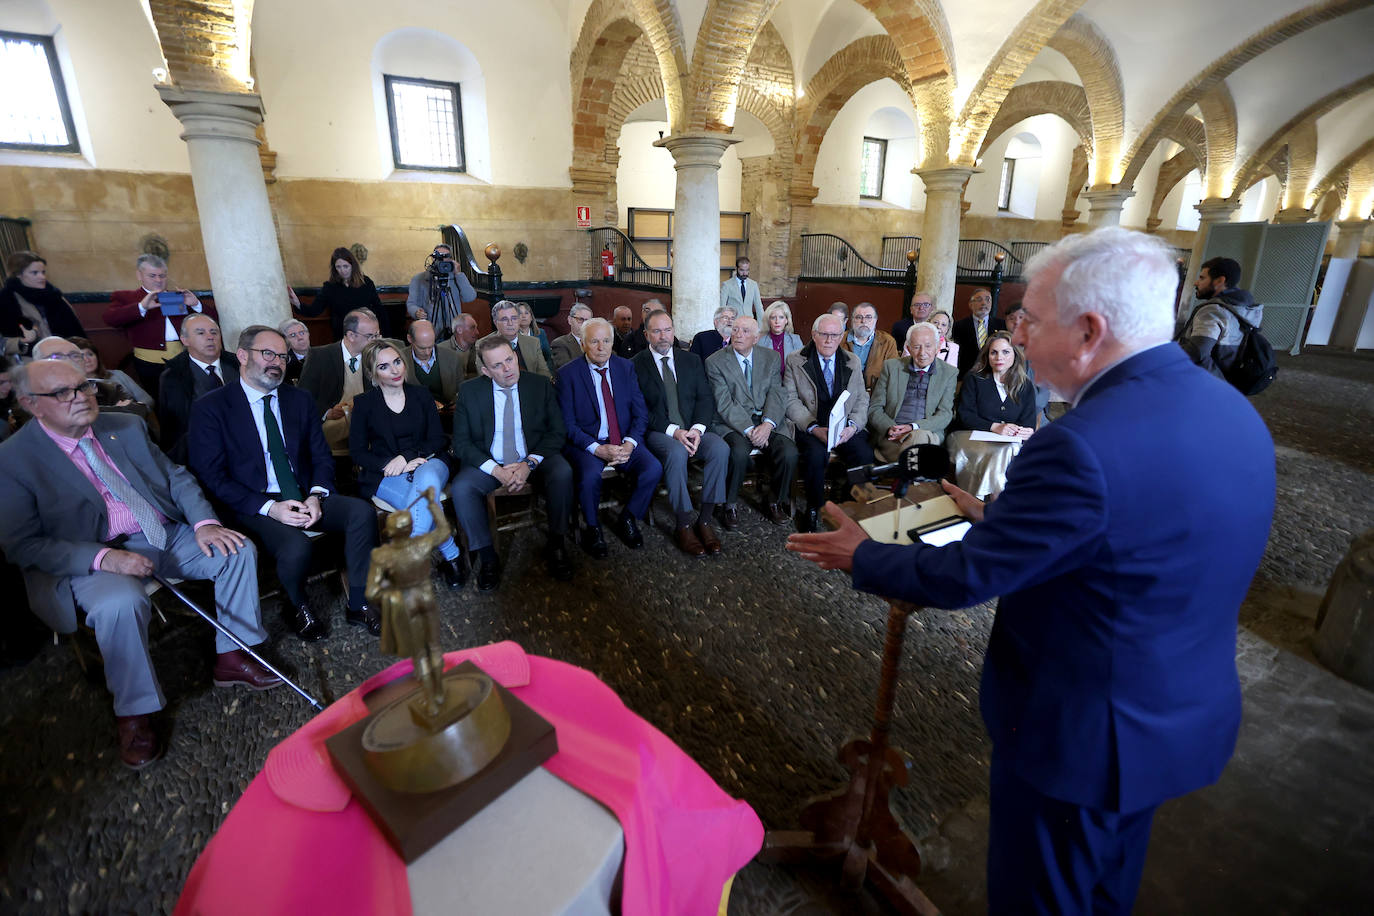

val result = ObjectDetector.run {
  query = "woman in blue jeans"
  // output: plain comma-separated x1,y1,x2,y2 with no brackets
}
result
348,339,465,588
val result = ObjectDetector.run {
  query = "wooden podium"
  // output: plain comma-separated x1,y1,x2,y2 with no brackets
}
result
760,483,946,915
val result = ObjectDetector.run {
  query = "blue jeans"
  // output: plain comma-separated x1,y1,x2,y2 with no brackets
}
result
374,460,459,560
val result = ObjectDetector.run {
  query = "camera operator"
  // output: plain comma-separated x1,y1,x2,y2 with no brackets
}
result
405,243,476,339
788,227,1276,915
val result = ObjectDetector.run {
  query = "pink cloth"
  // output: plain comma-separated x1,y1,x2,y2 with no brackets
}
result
175,642,762,916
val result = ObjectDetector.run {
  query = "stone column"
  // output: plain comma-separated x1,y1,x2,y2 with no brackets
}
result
1178,198,1242,318
1333,219,1370,259
1081,188,1135,227
157,87,289,347
914,167,978,313
1272,207,1316,224
655,132,737,337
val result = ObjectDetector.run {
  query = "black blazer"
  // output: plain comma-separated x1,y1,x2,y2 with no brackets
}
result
451,373,565,470
951,315,1007,377
298,343,373,418
299,277,388,339
689,329,726,362
347,384,447,497
633,347,714,433
955,373,1038,432
285,350,307,384
188,381,335,517
158,350,240,464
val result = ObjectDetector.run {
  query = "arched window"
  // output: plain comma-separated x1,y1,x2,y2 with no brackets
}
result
860,105,917,206
998,132,1043,218
1176,170,1204,231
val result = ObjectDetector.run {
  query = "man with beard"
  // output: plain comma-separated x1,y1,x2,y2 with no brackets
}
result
1177,257,1264,378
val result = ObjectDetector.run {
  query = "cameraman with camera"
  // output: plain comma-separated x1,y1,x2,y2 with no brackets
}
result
104,253,214,394
405,243,477,340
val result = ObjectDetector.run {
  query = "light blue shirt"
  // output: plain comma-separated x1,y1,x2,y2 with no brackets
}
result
411,349,436,373
483,381,530,476
847,332,873,373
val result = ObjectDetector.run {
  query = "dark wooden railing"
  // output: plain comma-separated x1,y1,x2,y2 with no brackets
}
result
879,236,922,269
439,223,502,299
587,227,671,288
800,234,907,281
0,216,33,268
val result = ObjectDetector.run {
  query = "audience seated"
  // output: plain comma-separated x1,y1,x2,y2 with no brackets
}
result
297,247,389,339
947,331,1037,499
841,301,899,391
0,358,278,770
70,335,153,408
348,339,464,590
559,318,662,556
449,337,574,589
279,318,311,384
761,301,804,376
516,301,556,374
611,305,649,360
705,315,797,528
891,290,934,350
950,288,1006,378
688,306,736,361
103,253,216,394
442,312,480,379
785,313,874,533
158,314,238,463
1,251,85,359
1003,304,1052,422
867,322,958,462
929,310,959,368
401,319,462,429
188,325,380,640
481,300,553,381
632,309,728,557
298,307,380,476
551,303,592,369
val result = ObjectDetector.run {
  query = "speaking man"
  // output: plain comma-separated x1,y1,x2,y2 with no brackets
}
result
788,227,1276,914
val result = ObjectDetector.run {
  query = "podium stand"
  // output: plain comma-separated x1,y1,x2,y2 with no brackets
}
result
760,483,946,915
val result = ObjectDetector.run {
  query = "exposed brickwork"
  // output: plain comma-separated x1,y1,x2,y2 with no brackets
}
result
1147,150,1202,227
683,0,785,131
1166,116,1208,177
1197,84,1237,198
147,0,253,91
1062,143,1089,232
854,0,955,85
1047,13,1125,184
1281,121,1319,210
1310,138,1374,212
977,81,1093,158
740,153,794,295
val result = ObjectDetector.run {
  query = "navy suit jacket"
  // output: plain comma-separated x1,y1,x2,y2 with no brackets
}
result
852,344,1275,813
557,355,649,451
187,381,335,518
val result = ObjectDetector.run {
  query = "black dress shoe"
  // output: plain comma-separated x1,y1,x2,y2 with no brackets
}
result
580,525,609,558
716,504,740,531
546,542,574,581
476,557,501,591
346,603,382,636
438,556,466,590
614,513,644,549
283,603,327,641
797,507,822,533
763,501,790,525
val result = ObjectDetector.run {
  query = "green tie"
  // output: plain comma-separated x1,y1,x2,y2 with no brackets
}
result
349,355,358,373
262,394,303,501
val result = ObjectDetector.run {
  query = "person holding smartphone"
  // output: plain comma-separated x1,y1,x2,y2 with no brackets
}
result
103,253,215,394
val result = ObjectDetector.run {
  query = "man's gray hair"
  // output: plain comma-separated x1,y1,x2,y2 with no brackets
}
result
569,302,592,319
582,316,613,339
905,321,940,350
812,311,843,334
342,308,377,334
136,253,166,272
10,360,37,396
713,305,738,322
1024,227,1176,347
32,336,75,358
491,299,520,321
278,318,307,336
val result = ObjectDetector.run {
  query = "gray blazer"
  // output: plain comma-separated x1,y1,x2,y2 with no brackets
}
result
0,413,215,632
867,356,958,438
550,332,583,370
705,345,792,440
479,331,552,381
784,347,869,432
402,345,463,403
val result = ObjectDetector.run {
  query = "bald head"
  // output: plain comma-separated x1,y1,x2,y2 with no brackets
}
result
408,319,437,357
32,336,81,361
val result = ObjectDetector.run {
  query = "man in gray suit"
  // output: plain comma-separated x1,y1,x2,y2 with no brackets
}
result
0,359,278,770
867,322,958,462
719,256,763,325
480,300,553,381
706,315,797,528
551,302,592,369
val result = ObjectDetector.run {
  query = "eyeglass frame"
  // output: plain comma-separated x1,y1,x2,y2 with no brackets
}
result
30,379,99,403
41,351,87,364
245,347,290,363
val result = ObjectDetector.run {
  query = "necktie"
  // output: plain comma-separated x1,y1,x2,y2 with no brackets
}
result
206,363,221,387
348,355,358,373
976,319,988,349
743,357,752,391
596,368,622,444
500,386,518,465
822,357,834,395
661,356,684,427
262,395,303,501
740,278,747,303
76,438,167,549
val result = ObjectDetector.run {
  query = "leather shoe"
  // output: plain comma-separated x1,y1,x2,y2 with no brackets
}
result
614,513,644,549
283,603,327,641
546,543,574,581
796,507,822,533
115,714,163,770
715,504,740,531
213,649,283,691
675,524,706,557
346,603,382,636
763,501,790,525
438,556,466,590
580,525,609,558
476,557,502,591
695,521,722,555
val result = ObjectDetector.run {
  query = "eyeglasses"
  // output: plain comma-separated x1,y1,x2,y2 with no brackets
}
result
42,352,86,364
246,347,289,363
815,331,843,341
32,379,98,403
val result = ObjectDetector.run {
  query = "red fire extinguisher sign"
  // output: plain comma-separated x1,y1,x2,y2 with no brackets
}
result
576,206,591,228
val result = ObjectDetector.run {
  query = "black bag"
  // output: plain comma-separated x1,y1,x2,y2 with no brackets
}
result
1212,303,1278,395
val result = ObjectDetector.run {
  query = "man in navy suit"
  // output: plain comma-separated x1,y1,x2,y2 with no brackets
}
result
558,317,662,557
950,287,1006,378
789,227,1276,914
188,325,380,641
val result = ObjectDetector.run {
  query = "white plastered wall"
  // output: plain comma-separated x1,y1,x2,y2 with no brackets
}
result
965,114,1078,221
812,79,920,207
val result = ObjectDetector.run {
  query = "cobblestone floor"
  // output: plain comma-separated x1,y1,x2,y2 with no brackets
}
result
0,348,1370,915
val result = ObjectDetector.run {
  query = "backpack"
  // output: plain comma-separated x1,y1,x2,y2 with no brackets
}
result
1211,302,1278,395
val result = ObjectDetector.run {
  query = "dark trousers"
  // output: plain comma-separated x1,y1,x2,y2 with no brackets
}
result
132,358,169,397
987,752,1157,916
565,443,663,526
448,455,573,552
795,428,874,509
233,495,378,608
722,430,798,505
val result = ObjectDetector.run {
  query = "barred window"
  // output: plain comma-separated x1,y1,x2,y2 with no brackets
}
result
998,158,1015,211
383,75,465,172
0,31,79,153
859,137,886,199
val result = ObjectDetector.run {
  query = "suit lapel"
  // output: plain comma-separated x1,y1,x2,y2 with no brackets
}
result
92,422,163,512
229,383,271,485
24,422,105,517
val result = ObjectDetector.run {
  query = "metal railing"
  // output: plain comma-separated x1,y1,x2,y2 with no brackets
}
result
800,234,907,281
439,223,497,295
587,227,671,288
879,236,922,269
957,239,1025,280
1007,241,1049,269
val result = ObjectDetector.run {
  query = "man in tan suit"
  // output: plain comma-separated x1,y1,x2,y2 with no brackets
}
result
443,312,479,378
402,319,463,429
867,322,957,462
841,301,899,391
480,300,553,381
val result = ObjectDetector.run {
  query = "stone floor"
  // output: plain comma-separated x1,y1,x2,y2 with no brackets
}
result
0,348,1371,915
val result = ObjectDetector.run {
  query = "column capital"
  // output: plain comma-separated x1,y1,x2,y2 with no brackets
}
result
1194,198,1241,222
1081,188,1135,210
1334,217,1371,232
157,86,264,145
1272,207,1316,224
654,132,737,170
914,165,979,194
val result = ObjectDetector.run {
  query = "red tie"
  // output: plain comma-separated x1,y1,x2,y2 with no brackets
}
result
596,368,622,444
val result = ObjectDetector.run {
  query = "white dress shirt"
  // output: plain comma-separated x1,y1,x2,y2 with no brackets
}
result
585,360,637,451
239,379,328,515
483,380,541,476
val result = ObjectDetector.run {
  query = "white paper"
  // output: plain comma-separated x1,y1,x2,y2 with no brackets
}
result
827,390,851,450
857,495,966,545
969,430,1021,443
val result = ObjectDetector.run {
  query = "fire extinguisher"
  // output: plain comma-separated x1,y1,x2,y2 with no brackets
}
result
600,246,615,279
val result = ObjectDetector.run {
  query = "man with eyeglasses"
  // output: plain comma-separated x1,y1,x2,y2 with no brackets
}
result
841,302,899,392
188,325,380,641
299,308,380,481
31,336,151,428
103,253,214,395
550,302,592,370
480,300,552,381
157,313,239,463
0,357,278,769
785,313,874,533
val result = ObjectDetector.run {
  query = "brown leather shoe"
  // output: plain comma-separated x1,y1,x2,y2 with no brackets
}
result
675,524,706,557
694,522,722,555
213,649,284,691
763,501,790,525
716,504,740,531
115,714,163,770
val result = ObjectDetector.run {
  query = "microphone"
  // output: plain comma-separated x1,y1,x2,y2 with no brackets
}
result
847,444,950,496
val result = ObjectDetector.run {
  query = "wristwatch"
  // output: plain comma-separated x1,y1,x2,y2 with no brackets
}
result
524,457,537,470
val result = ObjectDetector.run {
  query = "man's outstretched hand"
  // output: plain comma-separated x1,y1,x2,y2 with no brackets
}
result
786,501,869,572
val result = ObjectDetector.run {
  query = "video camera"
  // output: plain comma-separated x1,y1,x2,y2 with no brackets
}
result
847,443,949,499
427,248,456,277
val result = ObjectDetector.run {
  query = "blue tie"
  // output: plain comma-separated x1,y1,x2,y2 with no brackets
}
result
822,357,834,394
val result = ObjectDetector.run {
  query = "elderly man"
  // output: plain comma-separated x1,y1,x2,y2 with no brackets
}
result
610,305,647,359
279,318,311,384
689,306,736,361
157,313,239,463
441,311,480,378
103,253,215,394
790,227,1276,915
551,302,592,369
403,318,462,419
891,290,934,349
842,302,899,391
406,243,477,338
867,322,958,462
705,315,797,528
299,307,379,468
450,337,574,589
951,287,1007,377
481,300,553,381
720,256,763,324
559,317,662,556
633,309,728,556
0,358,278,769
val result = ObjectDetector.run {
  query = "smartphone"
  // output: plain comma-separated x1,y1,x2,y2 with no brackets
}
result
910,518,972,547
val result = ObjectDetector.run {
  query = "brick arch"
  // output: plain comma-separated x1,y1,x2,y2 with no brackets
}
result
147,0,254,91
1062,142,1090,230
1310,136,1374,209
1196,83,1238,198
570,0,655,177
1232,75,1374,194
735,21,795,162
736,85,793,161
683,0,785,131
977,81,1093,159
1279,121,1319,210
1147,150,1202,227
1164,116,1207,177
1118,0,1373,190
1046,13,1124,184
853,0,955,85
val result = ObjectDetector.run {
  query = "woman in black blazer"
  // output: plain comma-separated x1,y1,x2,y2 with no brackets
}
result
300,247,388,340
949,332,1039,498
348,339,464,587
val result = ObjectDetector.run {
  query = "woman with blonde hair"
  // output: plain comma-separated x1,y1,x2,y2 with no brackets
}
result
515,301,555,373
929,310,959,368
945,331,1038,499
761,300,803,376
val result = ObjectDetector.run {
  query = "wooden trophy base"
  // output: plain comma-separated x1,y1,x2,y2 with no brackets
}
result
326,660,558,863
